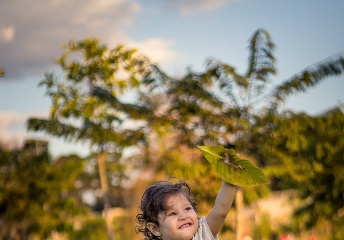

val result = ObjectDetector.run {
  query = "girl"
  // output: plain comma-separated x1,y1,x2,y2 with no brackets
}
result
136,155,237,240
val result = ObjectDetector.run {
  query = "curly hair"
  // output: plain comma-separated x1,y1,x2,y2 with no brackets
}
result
135,179,197,240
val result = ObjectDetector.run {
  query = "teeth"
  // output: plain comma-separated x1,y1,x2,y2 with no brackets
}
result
181,224,190,228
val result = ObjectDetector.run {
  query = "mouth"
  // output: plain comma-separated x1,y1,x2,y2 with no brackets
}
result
179,223,192,229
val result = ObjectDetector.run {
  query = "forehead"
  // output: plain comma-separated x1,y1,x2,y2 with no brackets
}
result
164,192,191,207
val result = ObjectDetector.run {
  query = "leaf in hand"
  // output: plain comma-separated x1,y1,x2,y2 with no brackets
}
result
197,145,268,186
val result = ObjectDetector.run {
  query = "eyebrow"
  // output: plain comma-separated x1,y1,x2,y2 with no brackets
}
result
165,202,192,212
182,203,192,207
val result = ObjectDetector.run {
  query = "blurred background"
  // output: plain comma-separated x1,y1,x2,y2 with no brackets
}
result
1,0,343,239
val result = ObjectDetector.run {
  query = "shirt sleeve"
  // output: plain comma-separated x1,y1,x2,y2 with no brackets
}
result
192,216,219,240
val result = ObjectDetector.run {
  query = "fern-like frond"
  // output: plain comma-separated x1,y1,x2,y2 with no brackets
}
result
270,53,344,105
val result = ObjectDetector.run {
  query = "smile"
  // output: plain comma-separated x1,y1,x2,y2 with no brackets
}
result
179,223,191,229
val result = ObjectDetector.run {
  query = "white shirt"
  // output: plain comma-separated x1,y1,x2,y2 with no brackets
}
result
192,216,219,240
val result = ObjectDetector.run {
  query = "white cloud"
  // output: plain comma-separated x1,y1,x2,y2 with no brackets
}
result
129,38,181,64
0,0,188,81
0,0,141,80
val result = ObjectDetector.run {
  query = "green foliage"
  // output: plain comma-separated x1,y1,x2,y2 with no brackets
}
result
26,38,154,215
259,107,344,234
70,218,108,240
112,215,138,240
137,29,273,205
140,28,344,236
28,37,152,153
271,55,344,105
246,28,276,81
26,38,156,239
0,146,87,239
198,146,268,186
252,214,274,240
23,29,344,238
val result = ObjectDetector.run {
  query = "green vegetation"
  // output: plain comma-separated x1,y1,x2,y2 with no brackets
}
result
197,146,268,186
261,108,344,238
0,147,86,239
1,29,339,239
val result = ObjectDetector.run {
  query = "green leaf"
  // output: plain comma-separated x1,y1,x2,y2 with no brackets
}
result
197,145,268,186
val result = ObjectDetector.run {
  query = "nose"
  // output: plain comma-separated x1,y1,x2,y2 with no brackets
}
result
178,212,187,220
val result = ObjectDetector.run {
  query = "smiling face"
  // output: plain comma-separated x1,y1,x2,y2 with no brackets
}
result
147,193,199,240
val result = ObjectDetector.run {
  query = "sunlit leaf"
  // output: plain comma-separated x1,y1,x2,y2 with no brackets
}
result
197,145,268,186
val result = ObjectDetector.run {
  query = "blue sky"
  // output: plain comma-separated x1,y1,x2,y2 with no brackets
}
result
1,0,343,158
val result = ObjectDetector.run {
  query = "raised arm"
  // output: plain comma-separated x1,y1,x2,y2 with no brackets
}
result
207,181,237,236
206,181,237,237
206,153,238,237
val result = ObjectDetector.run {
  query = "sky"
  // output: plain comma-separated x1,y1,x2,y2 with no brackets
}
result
1,0,343,158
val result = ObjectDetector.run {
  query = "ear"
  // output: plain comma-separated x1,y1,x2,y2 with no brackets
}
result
147,222,161,237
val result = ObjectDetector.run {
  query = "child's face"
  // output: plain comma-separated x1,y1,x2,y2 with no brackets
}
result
148,193,199,240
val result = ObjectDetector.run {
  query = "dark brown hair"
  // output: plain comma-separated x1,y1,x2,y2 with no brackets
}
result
136,179,197,240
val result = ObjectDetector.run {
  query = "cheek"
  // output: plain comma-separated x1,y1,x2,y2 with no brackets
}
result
191,209,198,217
188,210,198,221
194,213,199,221
158,219,175,233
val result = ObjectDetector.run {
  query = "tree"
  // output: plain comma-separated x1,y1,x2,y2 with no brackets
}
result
26,29,344,239
140,29,344,239
27,38,153,239
0,145,86,239
259,107,344,239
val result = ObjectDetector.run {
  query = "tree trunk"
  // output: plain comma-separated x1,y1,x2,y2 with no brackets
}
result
235,187,244,240
97,152,113,240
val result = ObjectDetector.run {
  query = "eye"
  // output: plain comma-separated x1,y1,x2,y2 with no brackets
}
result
185,207,192,212
168,212,177,217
